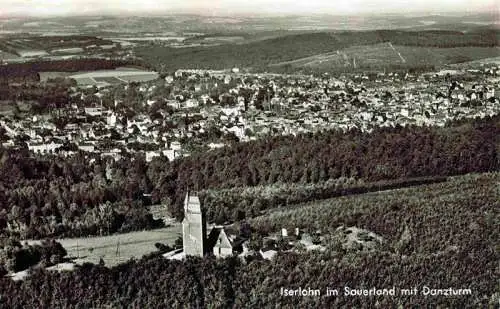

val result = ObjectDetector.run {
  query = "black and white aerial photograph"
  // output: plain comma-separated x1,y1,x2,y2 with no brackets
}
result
0,0,498,308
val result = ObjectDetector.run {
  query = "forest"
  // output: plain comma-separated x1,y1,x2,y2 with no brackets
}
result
136,29,500,71
163,115,499,220
0,35,115,56
0,239,67,274
0,173,497,308
0,78,76,112
0,59,140,83
0,115,498,239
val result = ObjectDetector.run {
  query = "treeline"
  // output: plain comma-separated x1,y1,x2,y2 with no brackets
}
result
0,35,114,56
0,174,497,308
1,251,494,308
0,59,139,83
0,115,498,238
0,79,76,111
0,239,67,274
364,29,499,48
0,150,162,239
163,115,499,220
138,29,500,70
30,35,114,51
271,63,438,76
199,176,448,224
249,172,499,253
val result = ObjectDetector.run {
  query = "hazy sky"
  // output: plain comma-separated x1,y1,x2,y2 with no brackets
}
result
1,0,498,17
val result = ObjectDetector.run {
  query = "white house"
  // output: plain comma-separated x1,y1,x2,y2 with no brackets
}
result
27,141,63,154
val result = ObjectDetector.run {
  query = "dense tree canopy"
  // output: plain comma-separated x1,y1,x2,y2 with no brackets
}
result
0,115,498,238
0,59,142,83
137,30,500,71
0,173,497,308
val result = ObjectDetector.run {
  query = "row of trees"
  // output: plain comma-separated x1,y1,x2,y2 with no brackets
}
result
199,176,447,224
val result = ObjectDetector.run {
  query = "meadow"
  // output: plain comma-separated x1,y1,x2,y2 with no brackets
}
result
27,225,181,267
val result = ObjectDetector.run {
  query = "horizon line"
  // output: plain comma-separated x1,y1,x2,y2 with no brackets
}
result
1,10,497,19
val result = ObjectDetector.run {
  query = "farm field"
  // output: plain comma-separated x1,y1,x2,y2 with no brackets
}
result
396,46,500,66
71,77,95,85
0,35,115,57
51,47,85,54
271,42,403,68
28,224,181,267
271,44,500,69
69,69,158,79
0,50,20,61
68,69,159,86
93,76,124,84
116,74,160,82
450,55,500,66
38,66,145,82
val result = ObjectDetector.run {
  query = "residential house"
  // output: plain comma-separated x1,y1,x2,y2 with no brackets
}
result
207,227,245,258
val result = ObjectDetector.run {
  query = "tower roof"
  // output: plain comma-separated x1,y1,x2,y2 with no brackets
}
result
184,192,201,213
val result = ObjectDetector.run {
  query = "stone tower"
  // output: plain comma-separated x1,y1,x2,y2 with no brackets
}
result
182,192,206,257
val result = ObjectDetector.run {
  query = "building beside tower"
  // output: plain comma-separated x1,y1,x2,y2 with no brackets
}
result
170,191,245,260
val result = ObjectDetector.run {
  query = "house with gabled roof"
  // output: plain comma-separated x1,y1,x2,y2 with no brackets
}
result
207,226,245,258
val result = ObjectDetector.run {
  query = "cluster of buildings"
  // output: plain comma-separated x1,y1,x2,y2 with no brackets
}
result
1,63,499,161
164,192,327,261
165,192,383,261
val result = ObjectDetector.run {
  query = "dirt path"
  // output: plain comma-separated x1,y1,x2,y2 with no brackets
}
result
388,42,406,63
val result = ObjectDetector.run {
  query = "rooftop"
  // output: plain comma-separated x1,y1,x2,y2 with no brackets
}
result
185,194,202,213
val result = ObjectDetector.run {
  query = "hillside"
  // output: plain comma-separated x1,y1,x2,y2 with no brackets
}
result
1,115,498,240
0,59,140,83
243,172,499,308
0,172,497,308
270,43,500,70
250,172,499,253
136,29,500,71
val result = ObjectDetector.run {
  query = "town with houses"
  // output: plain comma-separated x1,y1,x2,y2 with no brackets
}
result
1,63,499,163
0,8,498,307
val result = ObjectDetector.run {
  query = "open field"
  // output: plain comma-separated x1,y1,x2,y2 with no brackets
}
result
38,68,159,85
38,66,145,82
93,76,124,84
51,47,85,54
271,42,404,68
450,55,500,66
0,35,115,57
28,224,181,267
0,50,20,61
69,69,158,85
271,43,500,69
397,46,500,66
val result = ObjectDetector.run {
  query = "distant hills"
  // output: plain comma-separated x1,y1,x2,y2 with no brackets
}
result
136,29,500,72
1,12,497,33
